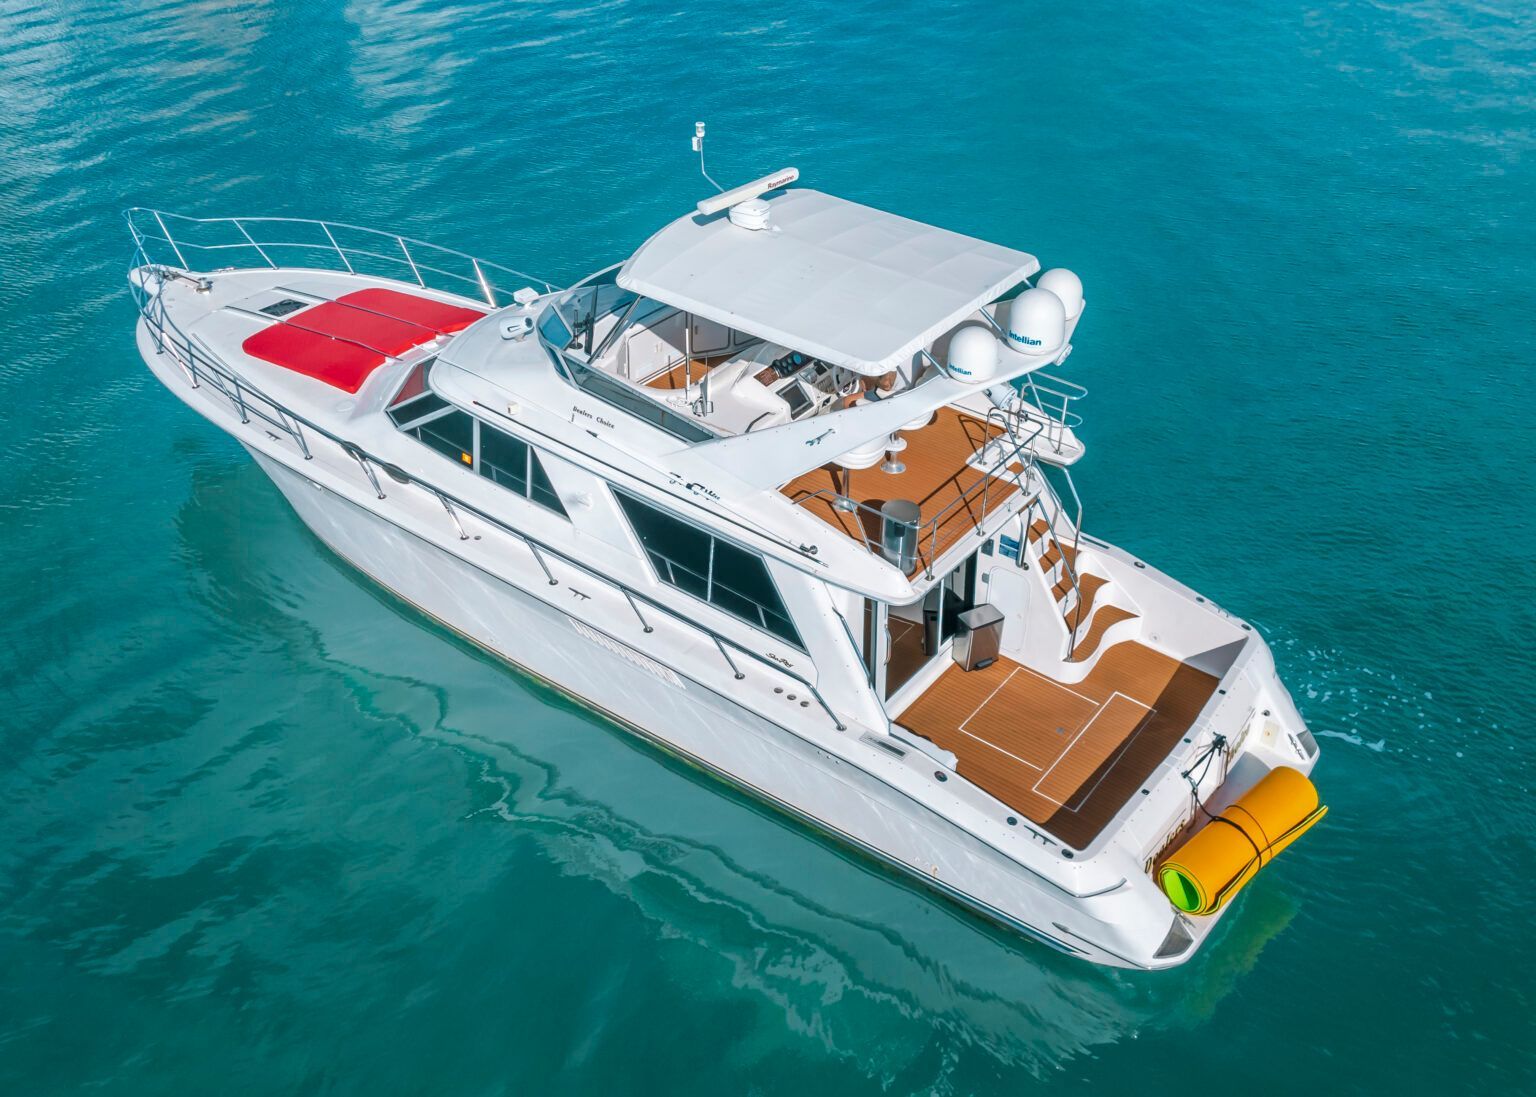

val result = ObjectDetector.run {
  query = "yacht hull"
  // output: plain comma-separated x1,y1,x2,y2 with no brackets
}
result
245,446,1145,966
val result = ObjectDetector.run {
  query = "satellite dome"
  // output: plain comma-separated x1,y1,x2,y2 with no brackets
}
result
1005,287,1066,358
945,323,1002,383
1036,268,1084,321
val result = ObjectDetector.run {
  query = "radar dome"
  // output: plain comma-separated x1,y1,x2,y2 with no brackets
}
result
945,324,1002,383
1036,268,1084,321
1005,287,1066,358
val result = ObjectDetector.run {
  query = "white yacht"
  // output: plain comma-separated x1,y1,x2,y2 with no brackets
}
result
125,162,1326,969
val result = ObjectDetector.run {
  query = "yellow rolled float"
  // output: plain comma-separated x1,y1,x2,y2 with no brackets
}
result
1157,766,1327,915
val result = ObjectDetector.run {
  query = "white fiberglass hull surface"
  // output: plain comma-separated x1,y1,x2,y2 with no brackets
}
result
247,445,1143,965
131,258,1298,969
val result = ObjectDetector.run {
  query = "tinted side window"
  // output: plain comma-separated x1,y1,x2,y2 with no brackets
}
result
388,371,568,520
390,391,449,426
528,455,563,514
413,410,475,466
614,491,801,647
617,492,711,599
388,358,447,426
479,424,530,494
478,423,567,518
709,539,800,642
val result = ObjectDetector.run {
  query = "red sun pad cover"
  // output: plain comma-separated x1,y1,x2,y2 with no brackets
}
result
241,289,485,393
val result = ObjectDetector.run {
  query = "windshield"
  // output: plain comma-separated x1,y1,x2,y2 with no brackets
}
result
538,268,716,444
543,266,639,361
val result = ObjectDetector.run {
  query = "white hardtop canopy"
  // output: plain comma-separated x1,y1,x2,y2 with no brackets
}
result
616,188,1040,377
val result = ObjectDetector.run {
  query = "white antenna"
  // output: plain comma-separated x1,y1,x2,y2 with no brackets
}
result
693,121,724,193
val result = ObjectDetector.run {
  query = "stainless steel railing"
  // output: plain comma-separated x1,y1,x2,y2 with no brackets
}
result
1021,370,1087,455
973,308,1086,453
791,416,1046,581
1028,461,1088,652
128,254,848,732
125,207,556,308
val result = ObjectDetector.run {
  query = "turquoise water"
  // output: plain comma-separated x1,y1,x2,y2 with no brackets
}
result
2,0,1533,1092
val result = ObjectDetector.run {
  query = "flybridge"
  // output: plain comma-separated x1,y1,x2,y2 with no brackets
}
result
508,166,1096,594
615,187,1046,378
527,176,1090,518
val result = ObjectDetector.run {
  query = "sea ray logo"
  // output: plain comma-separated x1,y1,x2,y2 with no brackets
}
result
666,472,721,502
806,428,834,447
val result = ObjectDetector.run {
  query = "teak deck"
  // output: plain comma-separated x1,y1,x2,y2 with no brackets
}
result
782,409,1019,574
897,643,1219,848
642,357,732,391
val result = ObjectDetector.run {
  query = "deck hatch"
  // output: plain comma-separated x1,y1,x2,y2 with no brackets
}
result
258,298,307,317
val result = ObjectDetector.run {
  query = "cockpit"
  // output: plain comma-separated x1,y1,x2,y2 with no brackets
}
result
537,267,925,443
530,185,1088,457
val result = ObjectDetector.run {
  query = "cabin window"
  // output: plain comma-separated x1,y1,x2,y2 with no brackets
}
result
387,360,567,517
479,422,530,493
387,358,447,425
413,409,476,467
478,423,567,516
614,491,802,648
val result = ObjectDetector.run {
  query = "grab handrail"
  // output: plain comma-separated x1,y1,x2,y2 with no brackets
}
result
1022,369,1087,453
1030,462,1087,652
128,255,847,732
791,415,1045,580
125,207,556,308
